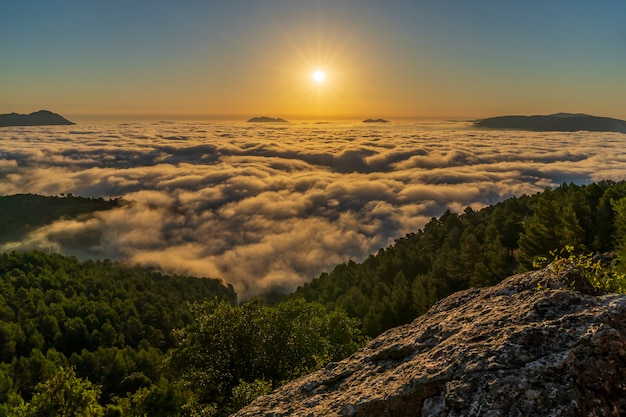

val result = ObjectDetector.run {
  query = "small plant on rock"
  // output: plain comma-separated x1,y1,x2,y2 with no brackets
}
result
532,246,626,294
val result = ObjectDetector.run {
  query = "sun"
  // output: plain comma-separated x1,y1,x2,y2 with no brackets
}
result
313,70,326,83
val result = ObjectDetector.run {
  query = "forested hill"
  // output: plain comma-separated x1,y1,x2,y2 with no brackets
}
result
0,251,235,414
0,194,124,244
293,180,626,337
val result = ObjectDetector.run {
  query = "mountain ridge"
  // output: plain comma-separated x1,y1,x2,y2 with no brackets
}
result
475,113,626,133
247,116,288,123
0,110,74,127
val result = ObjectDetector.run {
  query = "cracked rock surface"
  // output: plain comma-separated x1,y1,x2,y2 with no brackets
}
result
231,268,626,417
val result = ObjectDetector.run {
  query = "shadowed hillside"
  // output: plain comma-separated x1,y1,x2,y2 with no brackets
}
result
0,194,124,244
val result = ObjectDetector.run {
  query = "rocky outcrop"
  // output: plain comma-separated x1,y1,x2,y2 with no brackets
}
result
475,113,626,133
0,110,74,127
247,116,288,123
232,267,626,417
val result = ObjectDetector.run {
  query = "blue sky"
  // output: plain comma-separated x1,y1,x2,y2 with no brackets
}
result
2,0,625,119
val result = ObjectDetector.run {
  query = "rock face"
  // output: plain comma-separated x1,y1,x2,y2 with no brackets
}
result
475,113,626,133
232,267,626,417
247,116,288,123
0,110,74,127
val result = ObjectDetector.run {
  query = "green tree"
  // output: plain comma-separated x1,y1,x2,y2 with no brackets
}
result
612,197,626,273
16,367,104,417
0,321,23,362
170,298,365,416
411,273,436,316
592,182,626,251
12,349,57,400
471,223,512,287
517,188,586,269
0,368,23,417
229,379,272,413
108,376,189,417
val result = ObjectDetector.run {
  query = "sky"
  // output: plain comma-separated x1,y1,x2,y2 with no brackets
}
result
2,121,626,298
2,0,625,120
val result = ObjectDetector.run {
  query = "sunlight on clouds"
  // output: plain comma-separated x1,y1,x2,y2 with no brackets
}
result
2,121,626,297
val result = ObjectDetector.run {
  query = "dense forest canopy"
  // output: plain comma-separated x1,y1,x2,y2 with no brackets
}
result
0,251,235,416
2,180,626,415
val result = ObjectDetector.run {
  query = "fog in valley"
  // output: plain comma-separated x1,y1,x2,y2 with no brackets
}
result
1,121,625,297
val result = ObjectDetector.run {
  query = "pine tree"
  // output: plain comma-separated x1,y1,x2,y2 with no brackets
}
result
518,188,585,269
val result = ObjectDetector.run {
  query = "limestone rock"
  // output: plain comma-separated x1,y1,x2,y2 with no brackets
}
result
232,268,626,417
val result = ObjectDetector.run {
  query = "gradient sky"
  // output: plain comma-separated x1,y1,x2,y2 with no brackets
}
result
2,0,625,119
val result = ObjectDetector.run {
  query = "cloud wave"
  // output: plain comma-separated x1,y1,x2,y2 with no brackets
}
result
1,121,625,297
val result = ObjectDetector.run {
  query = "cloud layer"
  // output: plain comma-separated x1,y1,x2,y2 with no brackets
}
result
1,121,625,298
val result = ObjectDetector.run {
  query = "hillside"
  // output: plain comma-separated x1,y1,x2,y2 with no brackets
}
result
475,113,626,133
0,251,235,414
294,180,626,337
233,266,626,416
0,194,124,244
0,110,74,127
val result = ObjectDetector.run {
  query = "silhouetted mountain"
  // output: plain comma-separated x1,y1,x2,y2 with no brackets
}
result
475,113,626,133
363,118,389,123
247,116,288,123
0,110,74,127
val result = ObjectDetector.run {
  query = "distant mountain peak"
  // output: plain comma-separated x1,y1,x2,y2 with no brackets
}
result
0,110,74,127
247,116,288,123
475,113,626,133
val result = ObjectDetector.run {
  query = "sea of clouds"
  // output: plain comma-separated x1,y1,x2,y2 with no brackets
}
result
1,120,625,298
